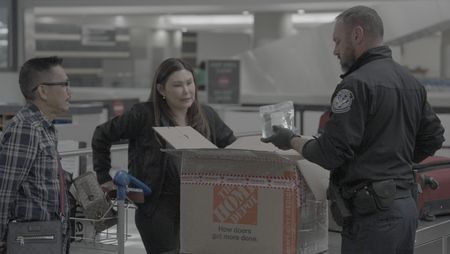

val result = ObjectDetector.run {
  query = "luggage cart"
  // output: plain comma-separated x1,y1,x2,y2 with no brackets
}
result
113,170,152,254
70,170,151,253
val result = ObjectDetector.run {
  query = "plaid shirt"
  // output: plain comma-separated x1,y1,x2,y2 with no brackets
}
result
0,103,69,246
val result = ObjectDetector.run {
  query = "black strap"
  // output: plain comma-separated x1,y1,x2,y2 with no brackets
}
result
57,155,65,218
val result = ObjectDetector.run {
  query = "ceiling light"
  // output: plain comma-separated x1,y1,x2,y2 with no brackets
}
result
292,12,339,24
166,15,253,26
166,13,339,27
297,9,305,15
36,16,56,24
114,15,127,27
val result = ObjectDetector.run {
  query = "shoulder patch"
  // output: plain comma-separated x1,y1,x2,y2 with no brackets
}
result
332,89,354,113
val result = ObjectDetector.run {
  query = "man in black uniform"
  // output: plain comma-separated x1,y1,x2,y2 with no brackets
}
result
262,5,445,254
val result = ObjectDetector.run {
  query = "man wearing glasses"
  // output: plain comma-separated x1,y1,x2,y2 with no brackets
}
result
0,56,72,253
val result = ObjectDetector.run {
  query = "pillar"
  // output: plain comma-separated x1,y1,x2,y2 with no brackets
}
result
441,28,450,78
252,12,295,48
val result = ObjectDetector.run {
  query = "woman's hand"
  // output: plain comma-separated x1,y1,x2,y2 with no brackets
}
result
100,180,115,193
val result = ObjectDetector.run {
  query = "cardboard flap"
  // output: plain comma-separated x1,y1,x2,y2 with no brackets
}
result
157,127,298,177
154,126,217,149
227,135,279,151
227,135,301,160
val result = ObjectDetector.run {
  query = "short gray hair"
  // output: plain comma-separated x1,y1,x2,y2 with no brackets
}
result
336,5,384,39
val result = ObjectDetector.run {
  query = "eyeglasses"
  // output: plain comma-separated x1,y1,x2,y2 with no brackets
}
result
32,80,70,92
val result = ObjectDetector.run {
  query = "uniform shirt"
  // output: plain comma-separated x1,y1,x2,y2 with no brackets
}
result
0,103,69,242
303,46,445,187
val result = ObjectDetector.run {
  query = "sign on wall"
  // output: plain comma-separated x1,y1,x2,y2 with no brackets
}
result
81,26,116,46
207,60,240,104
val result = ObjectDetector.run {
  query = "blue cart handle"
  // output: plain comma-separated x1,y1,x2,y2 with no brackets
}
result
114,170,152,200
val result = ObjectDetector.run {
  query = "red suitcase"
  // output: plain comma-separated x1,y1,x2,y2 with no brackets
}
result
414,156,450,221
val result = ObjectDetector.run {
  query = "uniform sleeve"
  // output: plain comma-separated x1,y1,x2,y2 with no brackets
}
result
92,104,146,184
203,105,236,148
413,99,445,163
303,79,370,169
0,122,38,240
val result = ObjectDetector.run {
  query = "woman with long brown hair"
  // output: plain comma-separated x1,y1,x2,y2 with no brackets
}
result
92,58,236,253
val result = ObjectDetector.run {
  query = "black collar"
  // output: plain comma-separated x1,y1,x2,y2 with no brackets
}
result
340,46,392,79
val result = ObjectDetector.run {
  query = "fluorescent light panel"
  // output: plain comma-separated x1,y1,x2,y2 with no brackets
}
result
34,12,340,29
165,12,338,26
292,12,339,23
166,15,253,25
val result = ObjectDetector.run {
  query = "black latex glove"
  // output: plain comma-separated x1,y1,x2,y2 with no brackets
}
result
260,125,296,150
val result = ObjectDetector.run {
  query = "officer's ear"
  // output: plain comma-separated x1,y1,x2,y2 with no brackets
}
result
352,26,364,45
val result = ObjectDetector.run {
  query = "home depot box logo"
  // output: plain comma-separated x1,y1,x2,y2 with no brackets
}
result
212,185,258,225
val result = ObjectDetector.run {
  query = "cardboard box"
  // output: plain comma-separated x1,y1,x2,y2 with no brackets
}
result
155,127,328,254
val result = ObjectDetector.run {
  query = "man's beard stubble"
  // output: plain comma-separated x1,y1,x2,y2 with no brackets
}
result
340,47,356,73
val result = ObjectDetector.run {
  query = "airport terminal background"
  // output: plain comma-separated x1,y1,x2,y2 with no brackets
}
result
1,0,450,253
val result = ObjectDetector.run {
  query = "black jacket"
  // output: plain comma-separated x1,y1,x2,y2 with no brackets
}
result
303,46,445,187
92,102,236,209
